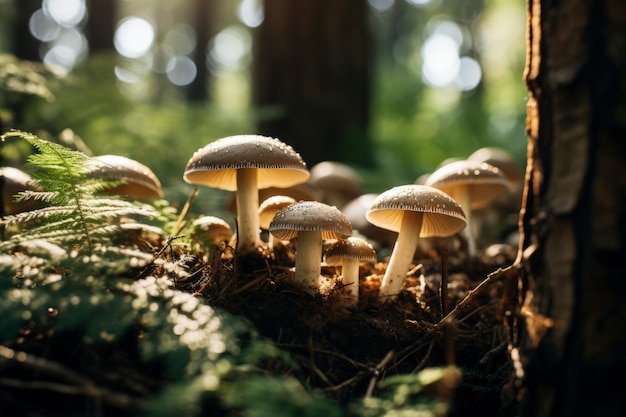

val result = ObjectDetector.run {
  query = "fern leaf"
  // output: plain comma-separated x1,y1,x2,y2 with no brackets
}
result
1,130,162,256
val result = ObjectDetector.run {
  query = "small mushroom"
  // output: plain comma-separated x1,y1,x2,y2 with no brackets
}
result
0,166,43,215
366,184,466,300
308,161,363,209
269,200,352,294
184,135,310,252
88,155,164,199
258,195,297,249
190,215,233,260
324,236,377,305
425,160,510,257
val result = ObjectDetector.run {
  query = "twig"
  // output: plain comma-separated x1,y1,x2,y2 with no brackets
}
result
365,350,395,398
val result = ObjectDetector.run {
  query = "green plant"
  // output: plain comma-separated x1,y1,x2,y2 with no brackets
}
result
1,130,160,260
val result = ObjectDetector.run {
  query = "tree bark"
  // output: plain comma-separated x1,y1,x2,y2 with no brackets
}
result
252,0,371,167
507,0,626,416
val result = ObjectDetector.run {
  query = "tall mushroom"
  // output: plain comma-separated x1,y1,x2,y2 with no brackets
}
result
183,135,310,252
88,155,164,199
269,200,352,294
366,184,466,300
324,236,377,305
424,160,510,257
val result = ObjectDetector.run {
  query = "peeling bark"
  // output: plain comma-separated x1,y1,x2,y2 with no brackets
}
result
509,0,626,416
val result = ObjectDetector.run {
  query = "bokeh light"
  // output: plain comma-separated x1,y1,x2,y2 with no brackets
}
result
238,0,264,28
114,17,155,59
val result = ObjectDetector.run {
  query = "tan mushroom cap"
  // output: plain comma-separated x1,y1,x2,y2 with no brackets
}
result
366,184,466,238
258,195,297,230
309,161,363,202
269,200,352,241
183,135,310,190
467,147,523,191
1,166,42,214
324,236,377,266
424,160,510,209
191,215,233,245
89,155,164,199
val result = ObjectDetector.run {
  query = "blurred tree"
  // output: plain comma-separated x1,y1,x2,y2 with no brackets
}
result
10,0,39,61
187,0,215,101
86,0,116,52
252,0,371,167
506,0,626,416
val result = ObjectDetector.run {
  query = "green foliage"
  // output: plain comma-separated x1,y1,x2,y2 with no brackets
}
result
1,130,160,256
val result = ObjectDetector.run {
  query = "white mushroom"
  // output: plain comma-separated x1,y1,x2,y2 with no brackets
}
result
324,236,377,305
269,200,352,294
425,160,510,257
183,135,310,252
366,184,466,301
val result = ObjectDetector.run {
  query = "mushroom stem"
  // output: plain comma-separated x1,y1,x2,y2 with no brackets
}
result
340,259,360,304
236,168,260,251
379,211,423,300
453,187,475,257
293,230,323,294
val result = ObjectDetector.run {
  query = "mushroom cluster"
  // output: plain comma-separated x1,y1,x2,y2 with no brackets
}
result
176,135,521,303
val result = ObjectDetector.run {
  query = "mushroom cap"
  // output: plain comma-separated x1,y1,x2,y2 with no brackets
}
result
365,184,466,238
467,147,523,190
183,135,310,191
309,161,363,197
324,236,377,266
1,166,42,214
258,195,297,229
191,215,232,244
424,160,510,209
89,155,164,199
342,193,398,248
269,200,352,241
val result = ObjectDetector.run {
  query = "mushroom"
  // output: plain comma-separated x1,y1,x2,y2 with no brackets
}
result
324,236,377,305
258,195,297,249
1,166,43,215
366,184,466,300
308,161,363,209
88,155,164,199
190,215,233,260
183,135,310,252
269,200,352,294
342,193,398,251
424,160,510,257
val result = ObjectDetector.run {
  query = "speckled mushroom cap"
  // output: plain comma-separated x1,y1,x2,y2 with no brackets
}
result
183,135,310,191
269,200,352,241
424,160,510,209
1,166,42,214
324,236,377,266
365,184,466,237
467,147,523,191
258,195,297,229
88,155,164,199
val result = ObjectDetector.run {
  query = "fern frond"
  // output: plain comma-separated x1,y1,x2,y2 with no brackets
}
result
1,130,162,256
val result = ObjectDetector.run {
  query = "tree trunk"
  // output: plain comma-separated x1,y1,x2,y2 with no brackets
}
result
252,0,371,167
86,0,116,52
187,0,215,101
506,0,626,416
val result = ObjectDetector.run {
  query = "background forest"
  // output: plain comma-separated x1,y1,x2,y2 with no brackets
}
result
1,0,526,219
